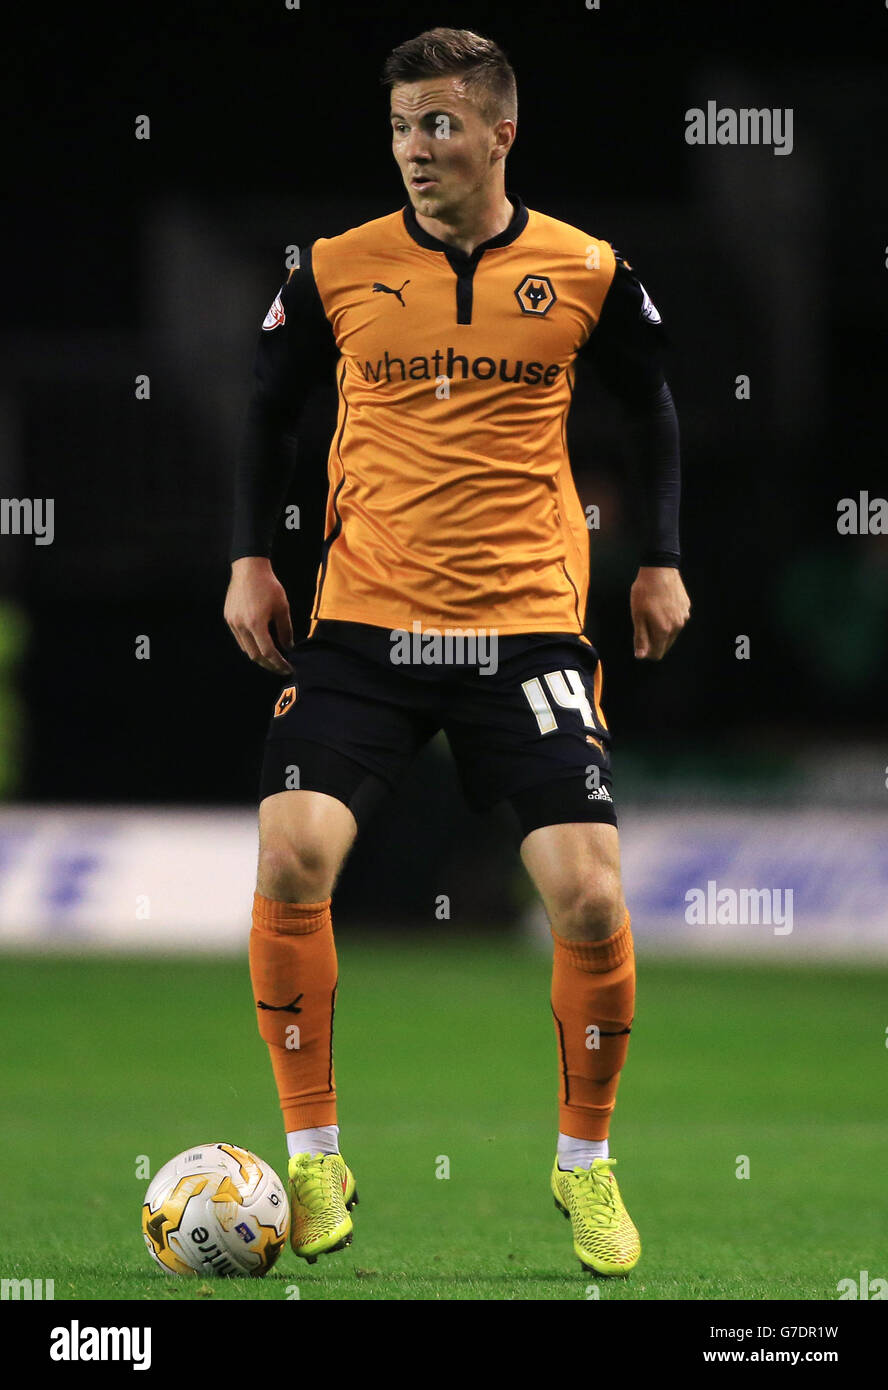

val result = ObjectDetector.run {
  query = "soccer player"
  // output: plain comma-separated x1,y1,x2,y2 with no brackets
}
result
225,27,690,1277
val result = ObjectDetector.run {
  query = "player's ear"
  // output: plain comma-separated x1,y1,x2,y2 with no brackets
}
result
491,118,516,162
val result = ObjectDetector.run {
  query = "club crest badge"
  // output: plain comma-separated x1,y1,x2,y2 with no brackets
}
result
274,685,298,717
514,274,556,316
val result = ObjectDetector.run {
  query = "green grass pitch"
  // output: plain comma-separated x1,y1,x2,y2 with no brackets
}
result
1,939,884,1301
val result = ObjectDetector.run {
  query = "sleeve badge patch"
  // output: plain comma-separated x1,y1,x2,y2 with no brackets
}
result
262,290,286,331
638,284,662,324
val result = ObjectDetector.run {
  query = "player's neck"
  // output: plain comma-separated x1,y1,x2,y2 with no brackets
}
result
414,188,513,257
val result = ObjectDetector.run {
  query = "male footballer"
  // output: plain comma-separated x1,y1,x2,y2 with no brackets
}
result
225,27,689,1276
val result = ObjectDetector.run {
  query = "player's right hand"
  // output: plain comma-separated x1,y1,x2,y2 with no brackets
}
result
224,556,294,674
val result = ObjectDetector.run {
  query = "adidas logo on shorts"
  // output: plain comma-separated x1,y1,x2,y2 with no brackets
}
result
587,785,613,802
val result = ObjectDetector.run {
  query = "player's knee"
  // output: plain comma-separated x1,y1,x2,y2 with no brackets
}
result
256,838,335,903
556,871,625,941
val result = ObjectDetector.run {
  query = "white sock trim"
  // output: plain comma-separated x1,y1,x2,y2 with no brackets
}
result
557,1131,609,1170
286,1124,340,1159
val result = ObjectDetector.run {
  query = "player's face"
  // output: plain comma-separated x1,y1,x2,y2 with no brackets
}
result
390,77,509,220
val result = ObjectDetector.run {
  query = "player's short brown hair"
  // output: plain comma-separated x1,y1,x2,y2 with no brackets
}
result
382,27,518,127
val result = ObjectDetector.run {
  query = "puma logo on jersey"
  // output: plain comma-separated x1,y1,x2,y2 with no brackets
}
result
372,279,410,306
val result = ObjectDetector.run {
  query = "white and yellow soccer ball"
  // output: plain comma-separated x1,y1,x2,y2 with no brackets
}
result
141,1142,290,1277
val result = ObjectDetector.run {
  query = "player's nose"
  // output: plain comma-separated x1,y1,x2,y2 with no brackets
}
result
403,129,433,162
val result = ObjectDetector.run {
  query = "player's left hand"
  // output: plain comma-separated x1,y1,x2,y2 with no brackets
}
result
630,566,690,660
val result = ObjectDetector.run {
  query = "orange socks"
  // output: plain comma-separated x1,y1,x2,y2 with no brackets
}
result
250,892,633,1143
249,892,338,1131
550,911,635,1142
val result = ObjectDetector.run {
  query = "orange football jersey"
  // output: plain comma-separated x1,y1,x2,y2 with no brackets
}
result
304,198,616,634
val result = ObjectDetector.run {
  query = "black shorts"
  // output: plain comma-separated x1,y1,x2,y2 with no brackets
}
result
259,621,618,840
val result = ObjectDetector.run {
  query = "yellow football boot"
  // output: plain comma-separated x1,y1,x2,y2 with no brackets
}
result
287,1152,359,1263
551,1156,640,1276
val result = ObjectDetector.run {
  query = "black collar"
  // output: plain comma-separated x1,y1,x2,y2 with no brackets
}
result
402,193,528,264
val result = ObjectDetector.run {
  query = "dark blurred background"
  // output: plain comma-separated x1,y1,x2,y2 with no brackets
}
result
2,0,886,925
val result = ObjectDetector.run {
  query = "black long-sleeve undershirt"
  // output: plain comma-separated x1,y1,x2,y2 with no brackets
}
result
578,255,681,566
231,245,337,562
230,393,302,562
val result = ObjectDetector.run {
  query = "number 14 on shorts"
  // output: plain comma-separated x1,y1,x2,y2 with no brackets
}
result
521,668,605,736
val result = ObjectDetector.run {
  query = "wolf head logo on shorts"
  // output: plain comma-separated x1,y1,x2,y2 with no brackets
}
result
274,685,298,717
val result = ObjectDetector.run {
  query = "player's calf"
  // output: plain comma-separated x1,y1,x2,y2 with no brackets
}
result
250,795,357,1180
